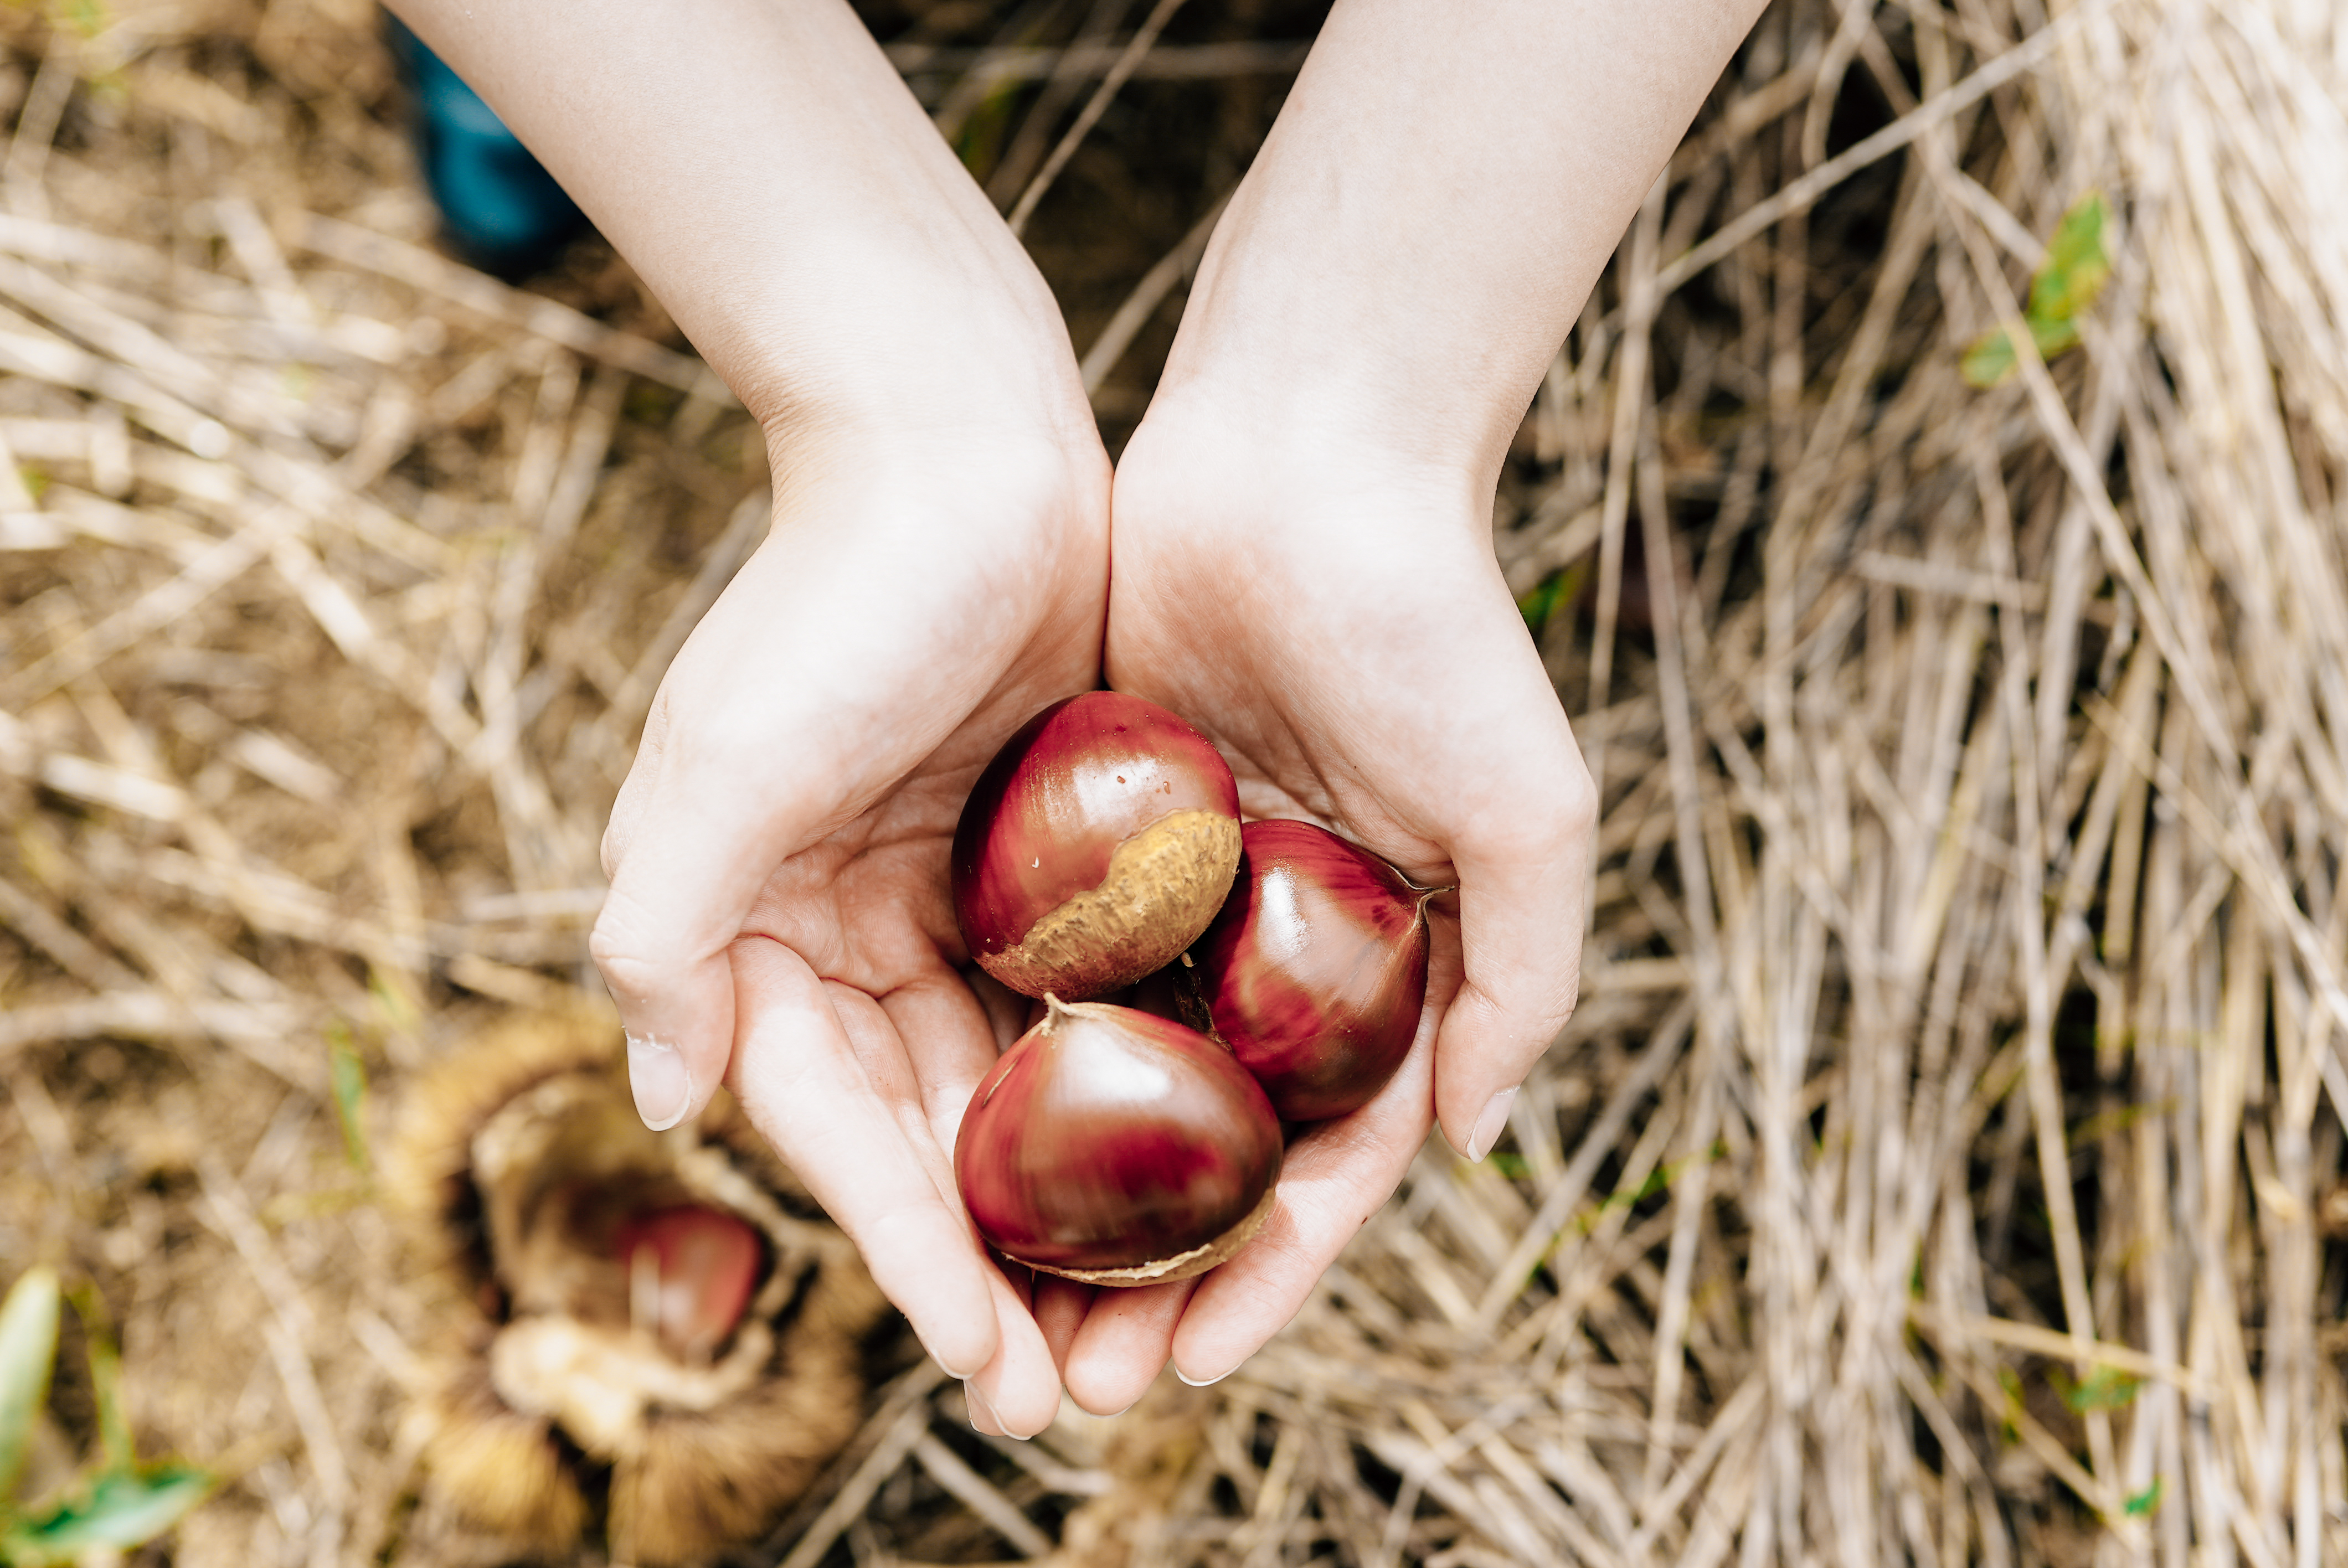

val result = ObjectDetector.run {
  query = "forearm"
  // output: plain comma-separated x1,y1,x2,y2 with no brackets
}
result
385,0,1092,452
1161,0,1768,476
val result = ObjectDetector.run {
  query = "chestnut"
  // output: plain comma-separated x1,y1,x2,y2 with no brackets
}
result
954,996,1282,1285
952,692,1242,1000
614,1205,763,1359
1188,819,1437,1121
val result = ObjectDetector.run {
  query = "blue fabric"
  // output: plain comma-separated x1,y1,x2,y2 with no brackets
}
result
387,14,590,278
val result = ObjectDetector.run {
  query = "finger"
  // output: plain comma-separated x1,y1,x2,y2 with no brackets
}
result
965,1380,1008,1437
1168,1022,1436,1385
966,1257,1062,1439
1061,1278,1194,1415
962,964,1034,1054
1032,1277,1094,1374
836,972,1065,1435
876,971,1019,1155
820,981,1057,1434
1430,743,1596,1161
724,935,1003,1380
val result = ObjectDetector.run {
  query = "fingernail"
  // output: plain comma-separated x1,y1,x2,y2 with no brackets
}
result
627,1033,692,1131
930,1348,983,1381
965,1380,1024,1440
1465,1086,1519,1163
1175,1364,1232,1388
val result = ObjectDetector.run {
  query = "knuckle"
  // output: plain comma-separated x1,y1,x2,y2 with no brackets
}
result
1556,756,1600,837
588,892,686,1005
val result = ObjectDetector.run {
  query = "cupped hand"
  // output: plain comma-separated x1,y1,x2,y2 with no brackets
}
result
1045,390,1596,1410
591,428,1109,1438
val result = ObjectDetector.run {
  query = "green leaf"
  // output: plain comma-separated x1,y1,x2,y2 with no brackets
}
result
954,76,1024,179
1962,315,2084,389
54,0,107,42
366,965,422,1039
1961,191,2110,389
2124,1477,2162,1518
64,1287,129,1473
0,1268,60,1508
2030,193,2112,324
0,1466,215,1564
328,1024,370,1172
1995,1366,2025,1443
2055,1362,2142,1413
1516,561,1585,638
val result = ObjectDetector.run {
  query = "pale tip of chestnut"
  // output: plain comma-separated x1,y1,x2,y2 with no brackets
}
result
978,808,1240,1000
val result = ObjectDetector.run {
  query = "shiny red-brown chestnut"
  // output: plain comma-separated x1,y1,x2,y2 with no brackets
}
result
951,692,1242,1000
954,997,1282,1285
1189,819,1438,1122
613,1205,764,1358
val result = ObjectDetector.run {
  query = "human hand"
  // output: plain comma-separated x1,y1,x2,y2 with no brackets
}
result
592,424,1110,1440
1039,389,1595,1410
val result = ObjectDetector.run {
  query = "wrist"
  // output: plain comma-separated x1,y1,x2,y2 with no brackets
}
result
1151,271,1522,488
745,286,1100,488
1121,376,1494,547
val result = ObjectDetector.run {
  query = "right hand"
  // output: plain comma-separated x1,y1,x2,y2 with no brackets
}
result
592,422,1109,1440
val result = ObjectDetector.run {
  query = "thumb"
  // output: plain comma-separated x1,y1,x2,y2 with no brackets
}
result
590,733,786,1129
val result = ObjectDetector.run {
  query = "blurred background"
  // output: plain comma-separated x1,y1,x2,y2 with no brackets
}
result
2,1,2347,1564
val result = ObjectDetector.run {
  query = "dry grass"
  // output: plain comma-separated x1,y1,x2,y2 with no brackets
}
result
0,0,2344,1564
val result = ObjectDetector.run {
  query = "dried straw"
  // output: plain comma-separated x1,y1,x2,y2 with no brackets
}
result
1,0,2343,1564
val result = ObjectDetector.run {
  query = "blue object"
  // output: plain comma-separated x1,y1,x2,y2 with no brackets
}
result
387,14,590,279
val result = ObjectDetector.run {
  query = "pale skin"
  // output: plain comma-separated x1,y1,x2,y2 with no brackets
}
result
388,0,1769,1435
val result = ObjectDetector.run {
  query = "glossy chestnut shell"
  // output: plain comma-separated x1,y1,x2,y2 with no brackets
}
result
954,997,1282,1285
1188,819,1435,1121
614,1205,764,1358
951,692,1242,1000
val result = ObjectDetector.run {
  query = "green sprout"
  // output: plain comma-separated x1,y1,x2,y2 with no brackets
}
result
1963,192,2112,389
1516,560,1587,639
0,1268,215,1566
327,1023,372,1173
2053,1361,2143,1414
955,75,1025,179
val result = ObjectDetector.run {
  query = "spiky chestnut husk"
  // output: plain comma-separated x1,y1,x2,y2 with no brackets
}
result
1190,819,1437,1122
951,692,1241,1000
955,997,1282,1284
387,1004,888,1568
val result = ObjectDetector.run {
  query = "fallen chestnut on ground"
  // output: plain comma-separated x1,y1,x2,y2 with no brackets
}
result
952,692,1241,1000
1188,819,1439,1122
954,996,1282,1284
614,1205,764,1360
